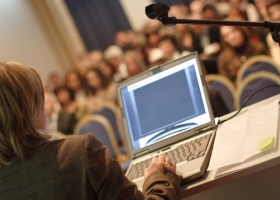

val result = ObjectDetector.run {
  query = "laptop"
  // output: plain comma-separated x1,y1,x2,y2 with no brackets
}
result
116,52,217,190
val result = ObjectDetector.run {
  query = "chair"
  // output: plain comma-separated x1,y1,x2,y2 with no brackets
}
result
74,114,120,159
206,74,237,112
235,72,280,109
93,102,129,155
236,55,280,86
74,114,131,172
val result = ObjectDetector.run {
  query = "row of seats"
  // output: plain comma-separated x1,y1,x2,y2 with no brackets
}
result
49,102,131,172
206,55,280,112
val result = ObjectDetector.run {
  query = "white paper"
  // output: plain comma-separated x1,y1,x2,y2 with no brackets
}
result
208,99,279,171
244,100,278,159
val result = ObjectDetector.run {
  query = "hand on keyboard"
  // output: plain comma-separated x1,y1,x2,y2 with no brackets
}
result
144,154,176,180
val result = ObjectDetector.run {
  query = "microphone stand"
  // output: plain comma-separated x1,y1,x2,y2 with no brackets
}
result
145,3,280,45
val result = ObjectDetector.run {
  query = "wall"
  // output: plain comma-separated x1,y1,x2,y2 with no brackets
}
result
0,0,63,81
0,0,154,81
120,0,153,31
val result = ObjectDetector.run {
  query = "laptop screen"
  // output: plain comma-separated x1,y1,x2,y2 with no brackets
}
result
119,55,212,151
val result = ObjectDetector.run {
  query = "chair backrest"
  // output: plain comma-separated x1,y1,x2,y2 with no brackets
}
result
206,74,236,112
93,102,128,153
236,72,280,109
74,114,120,159
236,55,280,86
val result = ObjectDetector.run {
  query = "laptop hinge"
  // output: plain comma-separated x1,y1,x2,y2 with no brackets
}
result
195,125,213,134
134,149,149,159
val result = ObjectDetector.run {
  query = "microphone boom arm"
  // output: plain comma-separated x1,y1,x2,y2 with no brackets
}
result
145,3,280,45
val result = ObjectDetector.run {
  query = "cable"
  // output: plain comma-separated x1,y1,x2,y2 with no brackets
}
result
218,85,280,124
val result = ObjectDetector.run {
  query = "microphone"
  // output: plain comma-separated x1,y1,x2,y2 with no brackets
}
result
145,3,280,45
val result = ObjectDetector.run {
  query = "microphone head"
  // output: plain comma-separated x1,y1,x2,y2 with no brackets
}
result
145,3,170,20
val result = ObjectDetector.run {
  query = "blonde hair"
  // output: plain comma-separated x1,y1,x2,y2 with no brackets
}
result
124,50,147,77
0,61,50,165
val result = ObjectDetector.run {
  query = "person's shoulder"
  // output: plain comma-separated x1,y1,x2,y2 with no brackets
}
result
62,134,97,146
47,134,101,159
252,41,268,54
46,134,97,151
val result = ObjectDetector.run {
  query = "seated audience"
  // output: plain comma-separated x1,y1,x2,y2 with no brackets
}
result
54,85,86,135
47,72,63,93
85,67,117,111
228,0,261,21
0,61,181,199
265,0,280,66
124,50,148,78
104,45,127,82
217,19,268,85
44,91,60,133
158,34,181,62
64,69,88,106
99,59,117,81
127,33,150,66
88,50,103,67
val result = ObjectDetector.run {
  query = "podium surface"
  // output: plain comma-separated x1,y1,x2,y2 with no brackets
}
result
180,94,280,199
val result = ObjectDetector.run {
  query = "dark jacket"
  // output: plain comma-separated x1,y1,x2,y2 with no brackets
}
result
0,134,181,200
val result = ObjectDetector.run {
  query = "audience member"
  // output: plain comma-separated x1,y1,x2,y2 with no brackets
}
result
54,85,86,135
64,69,88,105
265,0,280,66
0,61,181,199
217,21,268,85
114,30,135,52
201,4,221,20
254,0,274,20
48,72,64,92
228,0,261,21
124,50,147,78
128,32,150,66
44,92,60,133
99,59,117,80
158,34,182,62
76,59,91,80
88,50,103,67
104,45,128,82
85,67,117,111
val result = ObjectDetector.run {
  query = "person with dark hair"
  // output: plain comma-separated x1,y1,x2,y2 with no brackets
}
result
64,69,88,106
85,67,118,111
0,61,181,199
158,34,181,62
265,0,280,66
124,50,148,78
99,59,117,80
217,17,269,85
54,85,86,135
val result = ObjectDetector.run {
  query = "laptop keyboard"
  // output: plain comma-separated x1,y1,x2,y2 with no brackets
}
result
127,133,211,180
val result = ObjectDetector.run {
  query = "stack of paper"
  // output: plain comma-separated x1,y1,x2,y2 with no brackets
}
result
208,99,279,178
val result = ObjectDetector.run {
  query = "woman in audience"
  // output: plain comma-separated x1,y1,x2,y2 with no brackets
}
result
124,50,148,78
85,67,117,111
47,72,64,93
54,85,86,135
217,20,268,85
265,0,280,66
99,59,117,81
0,61,181,199
128,33,150,66
64,69,88,105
